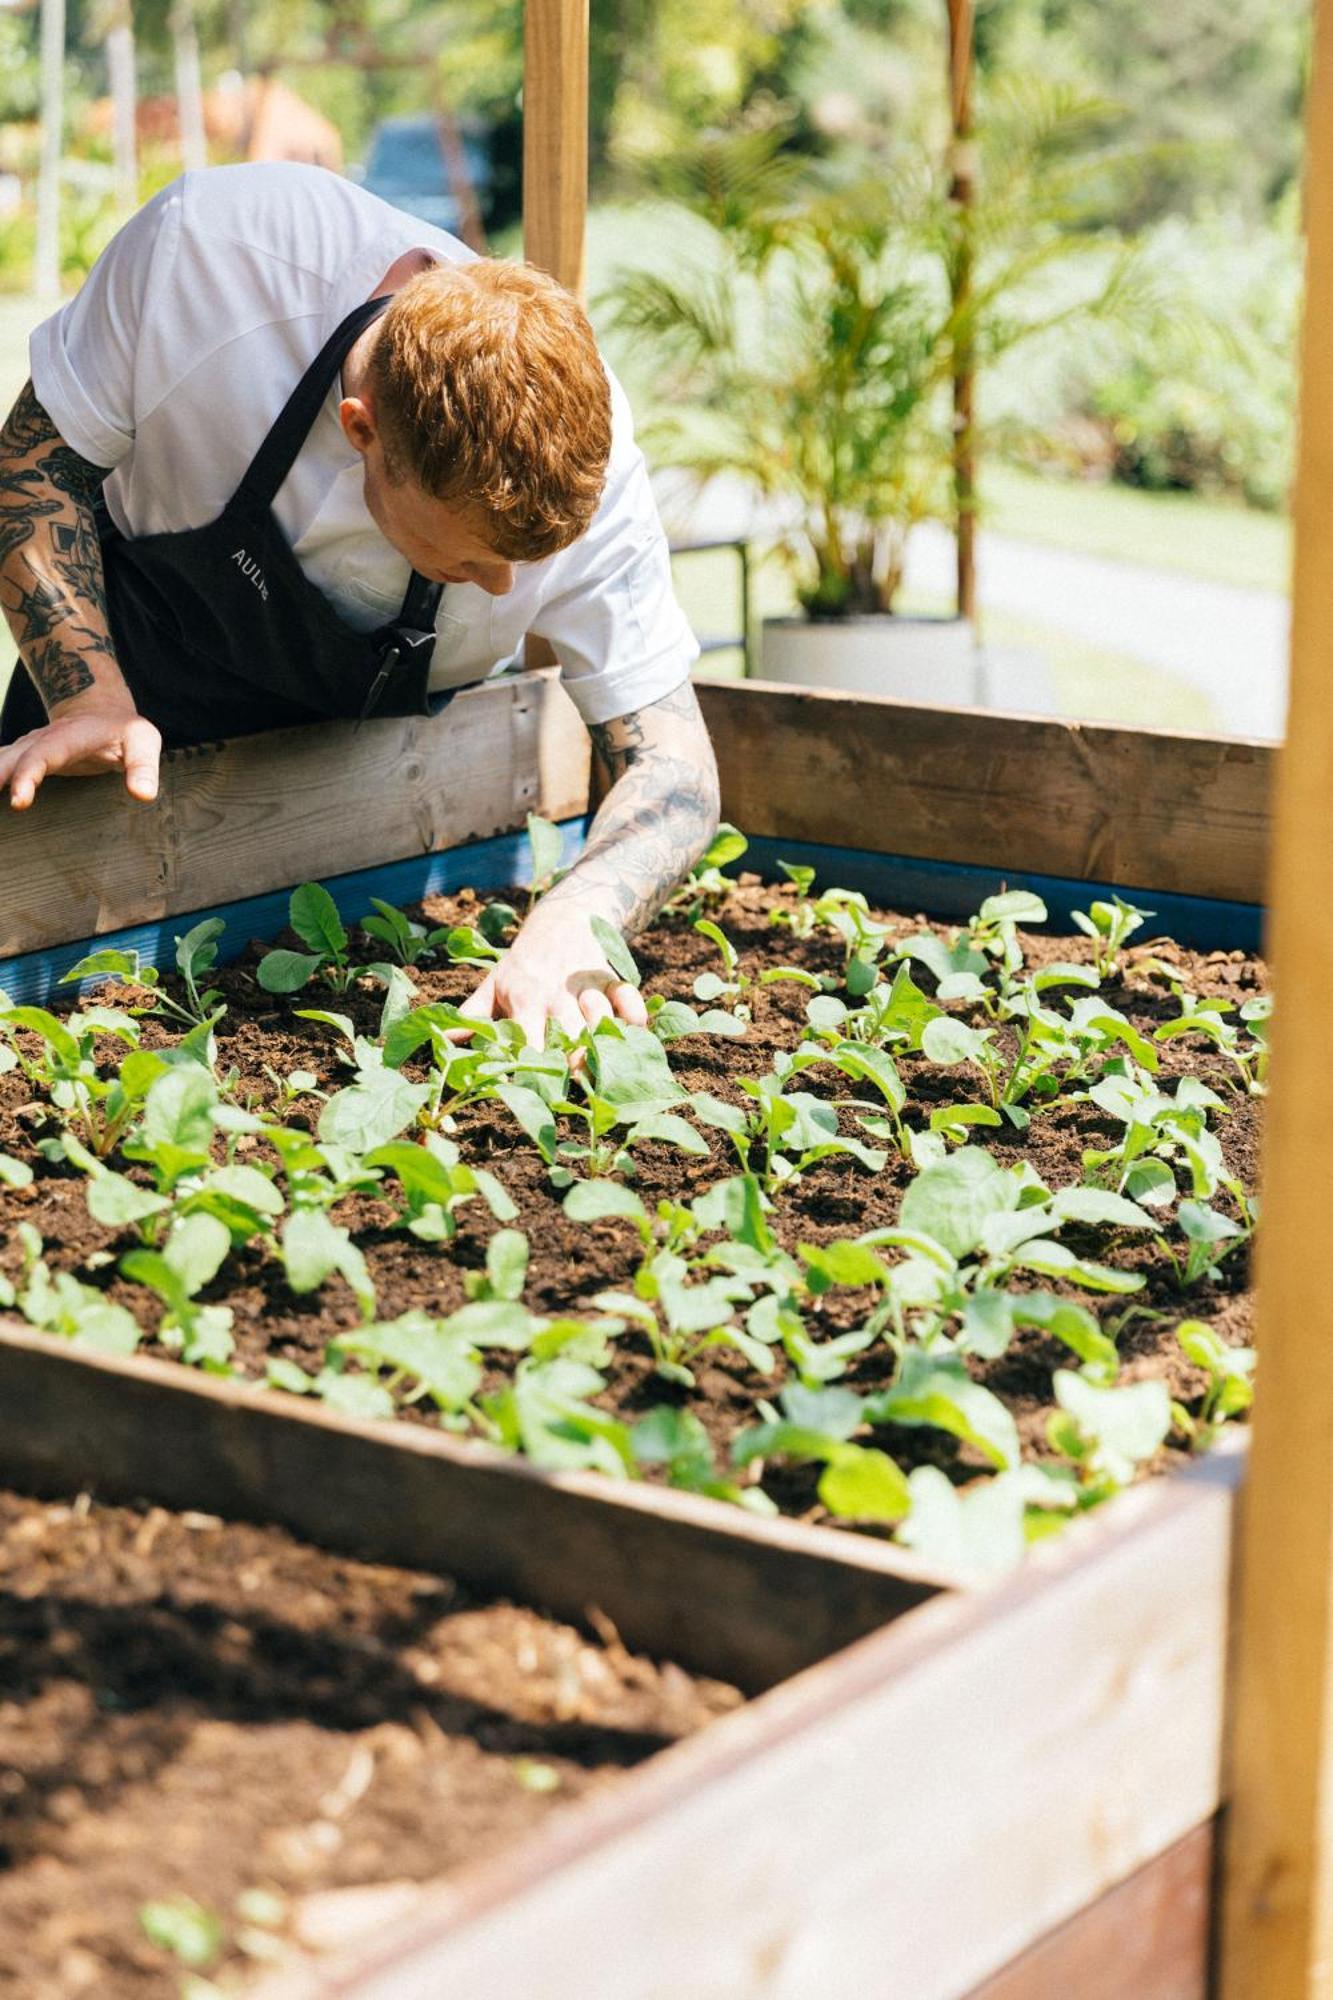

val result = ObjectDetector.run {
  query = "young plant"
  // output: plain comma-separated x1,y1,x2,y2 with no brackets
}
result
525,812,568,898
1154,988,1270,1095
693,1070,886,1193
11,1223,142,1355
60,916,227,1032
663,823,749,917
554,1024,711,1183
733,1383,911,1527
359,897,453,966
1071,894,1154,980
0,1002,158,1158
1155,1198,1252,1291
258,882,382,994
120,1211,236,1369
962,889,1048,999
365,1133,517,1243
1171,1318,1255,1447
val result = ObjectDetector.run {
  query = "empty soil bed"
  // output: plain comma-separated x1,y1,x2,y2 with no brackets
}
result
0,876,1265,1529
0,1487,740,1998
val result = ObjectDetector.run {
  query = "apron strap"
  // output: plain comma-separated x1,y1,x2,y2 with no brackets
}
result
236,294,391,511
236,289,446,677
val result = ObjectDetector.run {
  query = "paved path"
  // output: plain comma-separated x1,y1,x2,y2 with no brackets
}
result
660,474,1290,741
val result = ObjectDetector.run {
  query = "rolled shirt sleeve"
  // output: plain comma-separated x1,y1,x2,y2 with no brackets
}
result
28,180,183,470
529,374,700,728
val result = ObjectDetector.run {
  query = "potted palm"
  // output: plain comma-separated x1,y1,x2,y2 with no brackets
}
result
608,97,1154,701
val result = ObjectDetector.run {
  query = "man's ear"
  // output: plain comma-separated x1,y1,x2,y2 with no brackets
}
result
338,396,378,456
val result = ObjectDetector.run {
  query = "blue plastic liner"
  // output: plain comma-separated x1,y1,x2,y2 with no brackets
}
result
0,820,1262,1006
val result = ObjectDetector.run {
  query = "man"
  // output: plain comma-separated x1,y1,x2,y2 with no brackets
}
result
0,161,720,1044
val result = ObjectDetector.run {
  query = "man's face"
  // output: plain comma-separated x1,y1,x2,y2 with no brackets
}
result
339,396,518,596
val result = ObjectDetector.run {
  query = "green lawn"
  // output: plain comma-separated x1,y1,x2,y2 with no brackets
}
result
979,464,1291,597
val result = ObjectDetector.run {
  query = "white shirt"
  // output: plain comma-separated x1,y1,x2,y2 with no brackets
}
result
29,162,698,726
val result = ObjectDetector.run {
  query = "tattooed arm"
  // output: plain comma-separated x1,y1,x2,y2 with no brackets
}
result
0,381,160,807
459,678,720,1044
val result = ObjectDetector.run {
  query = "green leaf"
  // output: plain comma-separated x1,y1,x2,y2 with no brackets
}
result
899,1150,1017,1260
289,881,347,957
563,1180,649,1226
87,1174,171,1229
318,1071,430,1152
60,947,147,986
629,1110,711,1155
336,1310,482,1412
485,1228,529,1302
526,812,567,890
284,1209,368,1304
496,1083,559,1164
139,1066,219,1153
700,824,748,870
921,1016,991,1066
316,1370,395,1421
257,949,325,994
1013,1291,1119,1382
866,1353,1020,1471
958,1289,1015,1359
1,1005,81,1065
0,1152,34,1189
139,1897,223,1971
1054,1370,1171,1479
799,1239,889,1291
828,1041,905,1112
1048,1187,1157,1229
590,916,642,989
1013,1239,1145,1294
175,916,225,983
897,1466,1028,1578
588,1024,684,1114
444,1300,537,1349
163,1213,231,1296
818,1444,911,1522
980,890,1047,927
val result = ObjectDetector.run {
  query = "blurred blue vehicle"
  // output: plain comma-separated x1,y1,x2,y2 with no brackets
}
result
356,113,519,242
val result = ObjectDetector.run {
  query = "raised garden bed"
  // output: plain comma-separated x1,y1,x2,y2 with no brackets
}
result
0,1484,739,1998
0,678,1273,1997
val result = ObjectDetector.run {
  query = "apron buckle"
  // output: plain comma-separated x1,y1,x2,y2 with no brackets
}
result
357,642,401,730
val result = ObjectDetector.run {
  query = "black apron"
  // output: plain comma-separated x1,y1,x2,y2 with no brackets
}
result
2,295,455,749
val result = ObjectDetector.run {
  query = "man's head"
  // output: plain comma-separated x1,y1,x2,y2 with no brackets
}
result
338,260,612,595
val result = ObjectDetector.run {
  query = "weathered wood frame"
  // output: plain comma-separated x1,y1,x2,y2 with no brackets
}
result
0,675,1270,1996
0,0,1294,1972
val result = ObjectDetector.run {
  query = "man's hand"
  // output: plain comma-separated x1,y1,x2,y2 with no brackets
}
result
458,901,648,1048
0,701,161,808
456,678,719,1048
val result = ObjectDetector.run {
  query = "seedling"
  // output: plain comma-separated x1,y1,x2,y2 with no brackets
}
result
61,916,227,1030
121,1211,236,1368
365,1133,517,1242
525,812,569,898
14,1225,141,1355
963,889,1047,998
1071,895,1154,981
1047,1368,1172,1498
1171,1318,1255,1446
1155,1198,1252,1290
359,897,453,966
0,1002,156,1157
1155,988,1270,1095
258,882,384,993
664,823,749,917
693,1072,886,1192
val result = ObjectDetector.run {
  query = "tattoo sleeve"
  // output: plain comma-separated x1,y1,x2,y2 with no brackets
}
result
543,679,721,937
0,381,126,715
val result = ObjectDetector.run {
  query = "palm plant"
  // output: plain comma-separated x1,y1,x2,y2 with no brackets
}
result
607,88,1163,620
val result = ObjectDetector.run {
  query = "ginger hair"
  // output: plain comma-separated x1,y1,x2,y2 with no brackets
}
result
367,260,612,562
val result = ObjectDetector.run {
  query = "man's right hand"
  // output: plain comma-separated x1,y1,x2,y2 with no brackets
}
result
0,703,161,809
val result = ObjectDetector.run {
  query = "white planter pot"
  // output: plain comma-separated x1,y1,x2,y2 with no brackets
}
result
760,614,979,705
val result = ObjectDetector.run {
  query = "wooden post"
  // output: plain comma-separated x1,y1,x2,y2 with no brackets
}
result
35,0,65,301
945,0,977,627
106,1,138,219
522,0,588,299
172,0,207,174
520,0,590,681
1218,0,1333,1990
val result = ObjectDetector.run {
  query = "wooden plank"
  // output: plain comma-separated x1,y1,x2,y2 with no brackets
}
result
0,1323,941,1694
252,1439,1243,2000
1218,0,1333,1990
697,680,1272,907
522,0,588,298
968,1822,1214,2000
0,672,590,958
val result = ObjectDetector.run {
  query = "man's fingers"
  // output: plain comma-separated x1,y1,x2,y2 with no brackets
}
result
446,973,496,1042
122,718,162,802
7,746,48,811
607,980,649,1028
578,986,614,1031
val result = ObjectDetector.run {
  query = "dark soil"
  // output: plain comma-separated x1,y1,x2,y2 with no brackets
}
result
0,878,1266,1513
0,1487,740,1998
